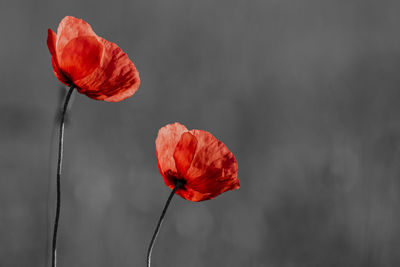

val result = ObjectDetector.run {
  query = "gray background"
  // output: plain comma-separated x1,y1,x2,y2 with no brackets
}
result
1,0,400,266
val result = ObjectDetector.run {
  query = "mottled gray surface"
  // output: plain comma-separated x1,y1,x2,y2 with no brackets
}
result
1,0,400,266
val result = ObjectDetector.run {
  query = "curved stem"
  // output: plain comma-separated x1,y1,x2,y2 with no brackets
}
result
51,85,75,267
146,182,182,267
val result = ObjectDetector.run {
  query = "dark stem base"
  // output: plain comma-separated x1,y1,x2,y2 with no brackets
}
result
146,182,182,267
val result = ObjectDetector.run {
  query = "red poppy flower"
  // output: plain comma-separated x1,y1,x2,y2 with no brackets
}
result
47,16,140,102
156,122,240,202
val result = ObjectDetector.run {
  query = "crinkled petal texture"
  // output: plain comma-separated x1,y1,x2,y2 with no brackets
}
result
156,122,240,202
47,16,140,102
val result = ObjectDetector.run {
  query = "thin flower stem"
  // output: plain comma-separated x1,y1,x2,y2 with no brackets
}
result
146,182,182,267
51,85,75,267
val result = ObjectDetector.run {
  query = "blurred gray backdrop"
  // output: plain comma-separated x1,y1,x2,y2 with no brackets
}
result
1,0,400,266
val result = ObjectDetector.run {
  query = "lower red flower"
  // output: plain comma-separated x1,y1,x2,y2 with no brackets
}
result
156,122,240,201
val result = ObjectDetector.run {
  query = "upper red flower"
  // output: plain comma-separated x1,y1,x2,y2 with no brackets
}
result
47,16,140,102
156,123,240,202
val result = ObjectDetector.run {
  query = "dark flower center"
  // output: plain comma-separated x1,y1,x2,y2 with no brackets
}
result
164,170,186,189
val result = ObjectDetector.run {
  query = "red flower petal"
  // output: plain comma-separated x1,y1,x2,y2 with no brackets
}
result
51,57,70,86
184,129,239,201
55,16,98,54
59,36,103,81
156,122,188,179
173,132,198,176
47,16,140,102
47,29,70,86
186,130,238,182
174,186,213,202
156,123,240,202
55,16,102,82
73,37,140,102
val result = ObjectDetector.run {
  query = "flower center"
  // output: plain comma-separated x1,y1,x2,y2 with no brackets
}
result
164,170,186,189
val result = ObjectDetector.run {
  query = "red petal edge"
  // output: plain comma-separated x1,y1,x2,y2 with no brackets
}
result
47,29,70,85
156,123,189,180
74,37,140,102
181,129,239,201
